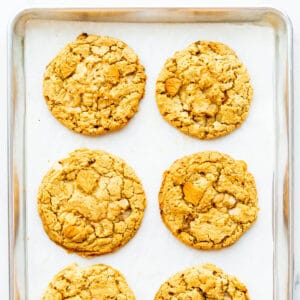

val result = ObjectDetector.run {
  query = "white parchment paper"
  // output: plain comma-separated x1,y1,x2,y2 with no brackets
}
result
24,20,275,299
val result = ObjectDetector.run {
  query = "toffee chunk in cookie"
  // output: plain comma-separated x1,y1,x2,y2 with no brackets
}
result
156,41,253,139
38,148,146,256
155,264,250,299
43,33,146,135
41,263,136,300
159,151,258,249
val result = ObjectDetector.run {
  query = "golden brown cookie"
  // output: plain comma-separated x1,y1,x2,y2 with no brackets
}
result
41,263,135,300
43,33,146,135
159,151,258,250
156,41,253,139
155,264,250,299
38,148,146,256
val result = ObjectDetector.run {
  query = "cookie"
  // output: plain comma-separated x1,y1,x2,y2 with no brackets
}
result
156,41,253,139
159,151,258,249
43,33,146,135
38,148,146,256
41,263,135,299
155,264,250,299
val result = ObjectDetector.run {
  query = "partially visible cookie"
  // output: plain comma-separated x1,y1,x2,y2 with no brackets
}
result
156,40,253,139
159,151,258,249
43,33,146,135
41,263,135,300
155,264,250,299
38,148,146,256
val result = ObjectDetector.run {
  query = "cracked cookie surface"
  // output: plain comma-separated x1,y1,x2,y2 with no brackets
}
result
43,33,146,135
155,264,250,299
38,148,146,256
156,41,253,139
159,151,258,250
41,263,135,300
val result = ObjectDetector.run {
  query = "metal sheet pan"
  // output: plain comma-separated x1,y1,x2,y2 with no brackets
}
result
8,7,293,300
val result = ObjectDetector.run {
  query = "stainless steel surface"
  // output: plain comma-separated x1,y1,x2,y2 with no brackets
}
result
8,7,293,300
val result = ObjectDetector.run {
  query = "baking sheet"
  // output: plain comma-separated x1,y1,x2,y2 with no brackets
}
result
24,19,275,299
